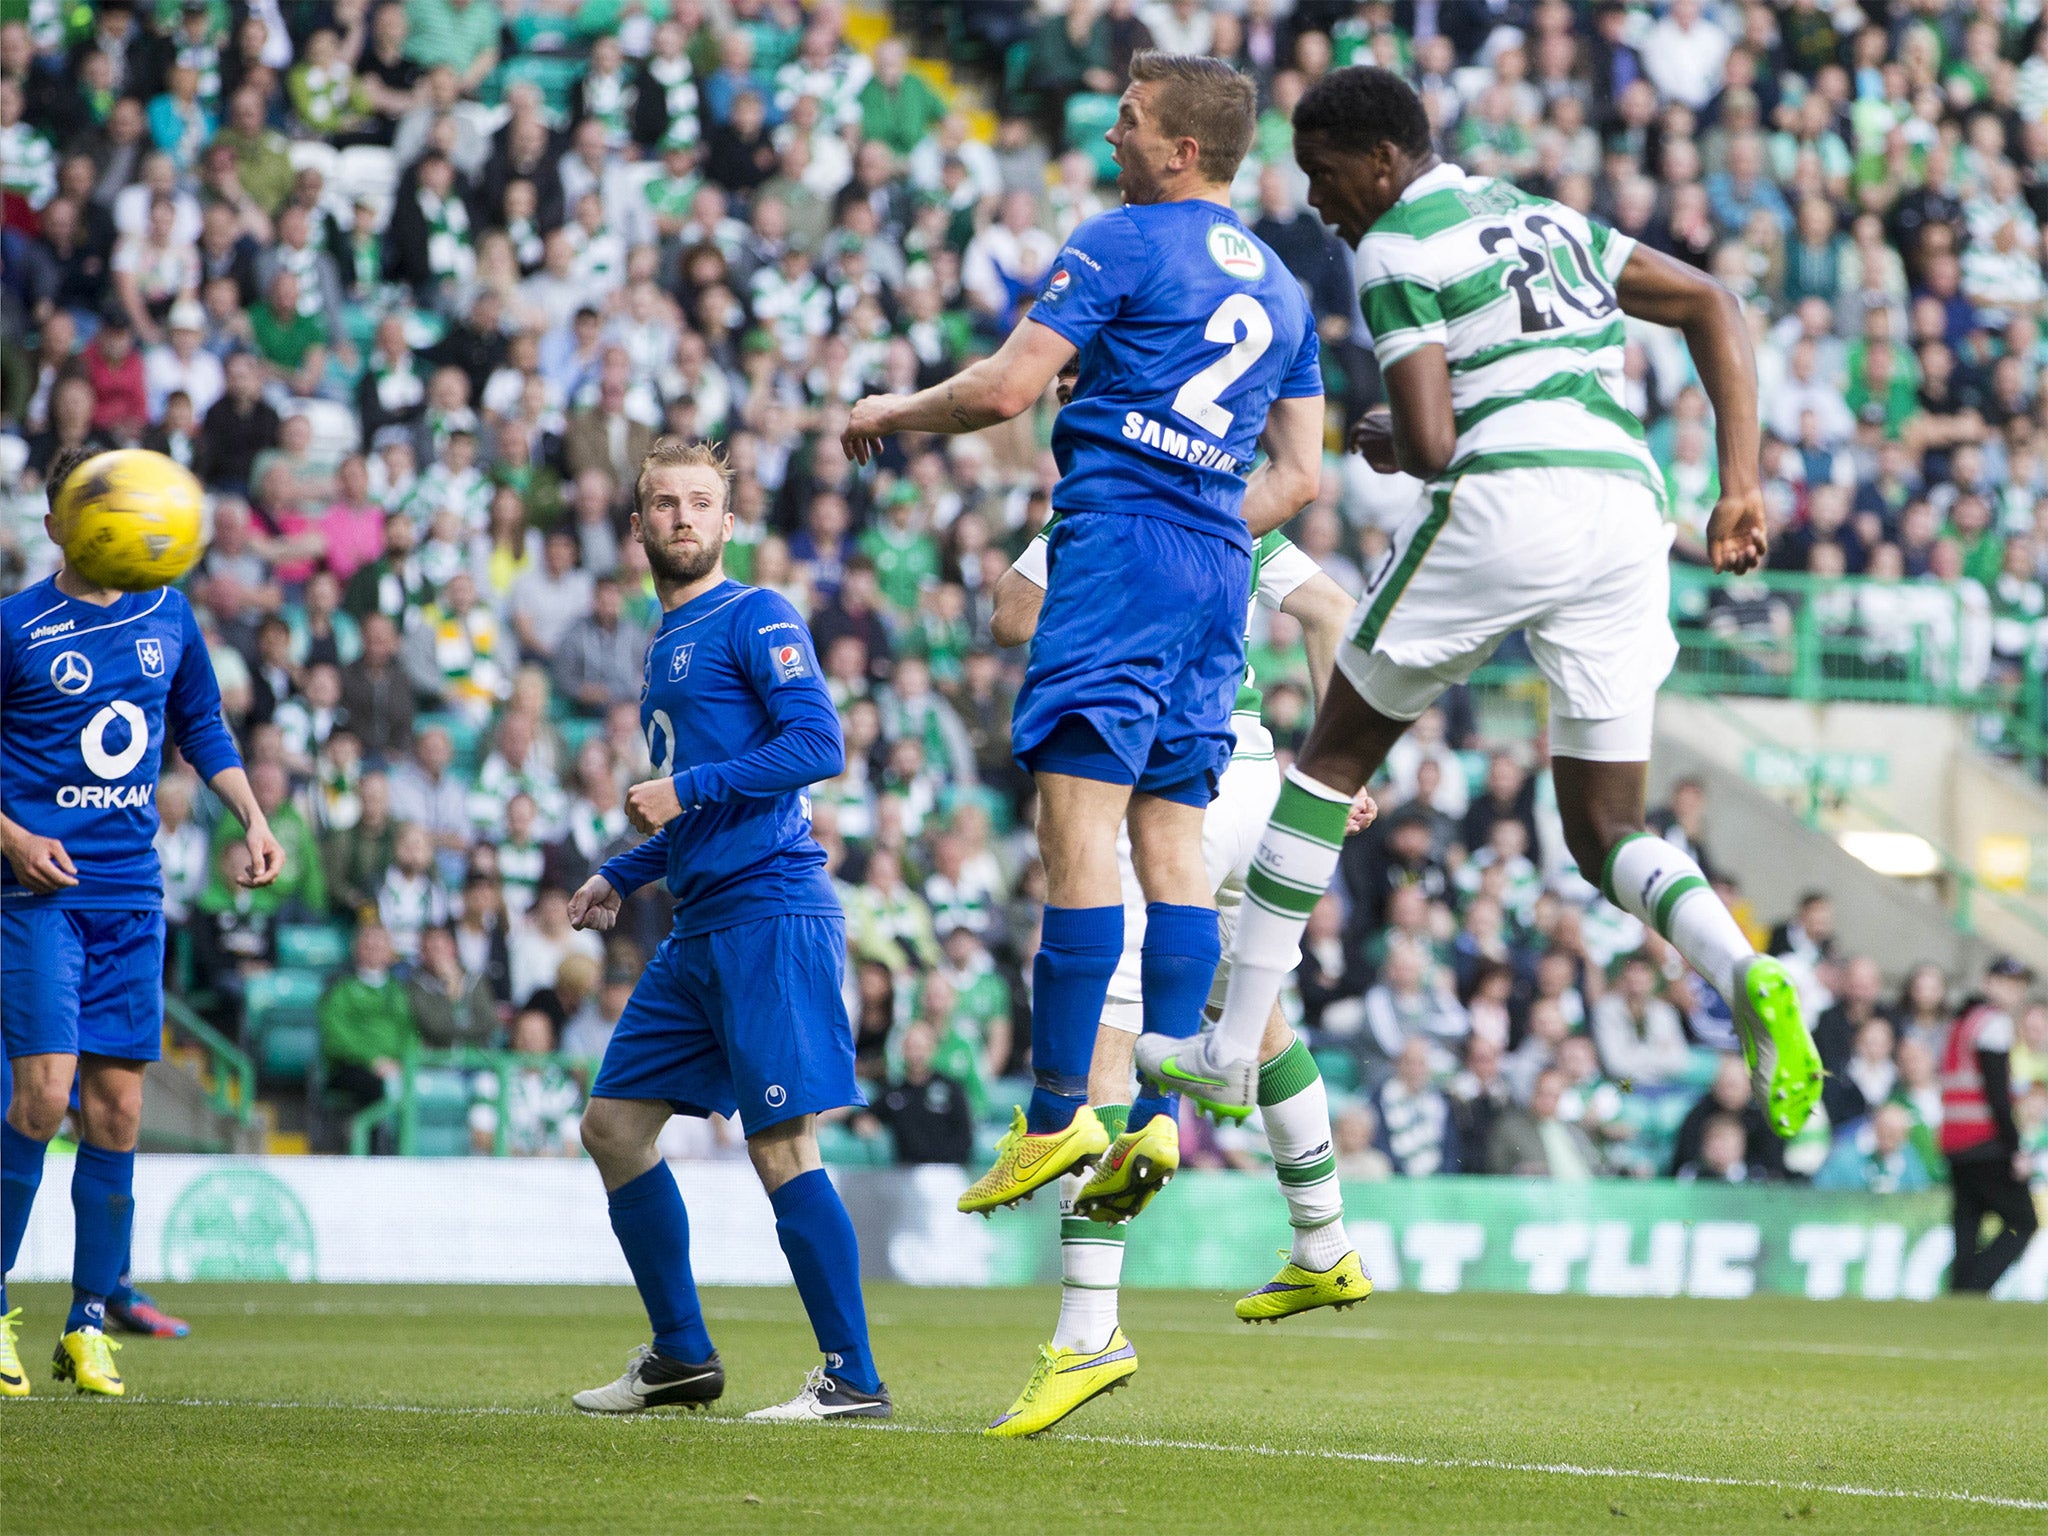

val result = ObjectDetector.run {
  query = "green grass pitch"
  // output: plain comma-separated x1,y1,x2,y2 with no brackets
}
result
5,1282,2044,1533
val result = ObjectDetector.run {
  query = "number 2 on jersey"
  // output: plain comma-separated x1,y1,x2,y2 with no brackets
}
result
1479,215,1616,335
1171,293,1273,437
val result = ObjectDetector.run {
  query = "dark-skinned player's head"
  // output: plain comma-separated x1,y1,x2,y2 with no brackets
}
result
1292,66,1436,244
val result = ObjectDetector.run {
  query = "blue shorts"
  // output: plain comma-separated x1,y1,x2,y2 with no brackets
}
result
591,912,863,1136
1012,511,1250,808
2,907,165,1062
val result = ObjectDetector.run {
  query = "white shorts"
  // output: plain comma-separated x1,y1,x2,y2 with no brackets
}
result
1335,466,1678,762
1101,720,1281,1033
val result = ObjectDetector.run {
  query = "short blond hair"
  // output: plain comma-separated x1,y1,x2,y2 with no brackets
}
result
635,436,733,515
1128,51,1258,184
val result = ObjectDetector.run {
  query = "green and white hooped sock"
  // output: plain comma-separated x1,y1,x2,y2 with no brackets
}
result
1052,1104,1129,1355
1213,769,1352,1065
1259,1041,1351,1271
1601,833,1751,1002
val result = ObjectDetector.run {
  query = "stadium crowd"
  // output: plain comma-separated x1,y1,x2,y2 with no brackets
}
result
1,0,2045,1183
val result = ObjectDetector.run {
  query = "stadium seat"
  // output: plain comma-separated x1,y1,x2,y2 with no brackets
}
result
1311,1049,1361,1094
333,145,398,211
287,139,340,184
275,924,350,974
407,1068,475,1157
1063,93,1121,183
817,1120,893,1166
243,969,328,1086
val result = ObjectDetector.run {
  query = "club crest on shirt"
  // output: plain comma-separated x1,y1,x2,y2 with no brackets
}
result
772,643,806,681
669,642,694,681
136,637,166,678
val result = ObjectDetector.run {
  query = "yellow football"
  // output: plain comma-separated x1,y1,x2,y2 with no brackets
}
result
51,449,206,592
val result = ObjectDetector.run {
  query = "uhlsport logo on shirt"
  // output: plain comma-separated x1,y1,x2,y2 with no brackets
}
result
773,643,807,681
1207,224,1266,281
765,1084,787,1108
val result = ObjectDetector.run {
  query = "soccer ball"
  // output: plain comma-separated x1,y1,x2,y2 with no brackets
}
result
51,449,206,592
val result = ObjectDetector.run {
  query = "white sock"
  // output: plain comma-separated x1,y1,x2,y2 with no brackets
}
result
1052,1168,1125,1354
1258,1039,1352,1270
1214,769,1351,1065
1602,833,1752,1001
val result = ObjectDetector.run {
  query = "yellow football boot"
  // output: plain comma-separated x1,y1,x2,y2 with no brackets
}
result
958,1107,1109,1215
1073,1113,1180,1223
984,1329,1138,1438
1,1307,28,1397
1234,1250,1374,1323
53,1327,124,1396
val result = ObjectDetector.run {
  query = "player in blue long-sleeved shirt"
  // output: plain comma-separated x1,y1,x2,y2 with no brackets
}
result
561,438,888,1423
1,448,285,1399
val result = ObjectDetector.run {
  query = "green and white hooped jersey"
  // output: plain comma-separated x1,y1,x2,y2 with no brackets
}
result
1011,523,1320,763
1356,163,1659,498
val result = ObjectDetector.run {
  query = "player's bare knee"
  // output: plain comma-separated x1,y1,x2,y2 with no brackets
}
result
7,1084,69,1143
746,1116,819,1193
579,1099,655,1181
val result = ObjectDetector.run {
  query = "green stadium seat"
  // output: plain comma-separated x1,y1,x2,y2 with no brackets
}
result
276,924,350,974
1311,1049,1362,1094
244,968,328,1086
1064,93,1121,182
818,1120,894,1166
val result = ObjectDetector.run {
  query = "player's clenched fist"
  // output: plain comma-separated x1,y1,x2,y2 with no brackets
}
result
240,824,287,888
1347,787,1379,837
625,776,685,835
1349,406,1401,476
568,874,622,932
1,826,78,892
842,396,900,466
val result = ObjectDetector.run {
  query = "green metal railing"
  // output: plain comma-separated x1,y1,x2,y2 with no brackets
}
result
348,1049,597,1157
162,994,257,1128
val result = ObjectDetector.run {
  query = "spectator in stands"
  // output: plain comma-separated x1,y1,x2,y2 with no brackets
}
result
1332,1101,1392,1182
387,727,471,862
856,1020,973,1165
551,574,649,717
1450,1033,1513,1163
1362,936,1468,1076
324,768,396,920
509,881,603,1007
1590,953,1692,1087
195,349,278,493
1670,1054,1785,1179
319,922,417,1125
1815,1102,1935,1194
1373,1038,1459,1178
1487,1067,1599,1180
1769,891,1837,971
407,922,498,1050
561,953,634,1061
377,821,450,961
467,1006,585,1157
1675,1113,1768,1184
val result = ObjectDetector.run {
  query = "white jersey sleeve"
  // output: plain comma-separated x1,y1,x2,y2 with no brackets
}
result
1254,533,1323,610
1011,532,1050,591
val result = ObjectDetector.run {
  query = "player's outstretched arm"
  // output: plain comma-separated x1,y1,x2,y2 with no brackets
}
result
1240,394,1328,538
0,811,78,893
1613,244,1765,575
842,319,1077,464
207,767,285,888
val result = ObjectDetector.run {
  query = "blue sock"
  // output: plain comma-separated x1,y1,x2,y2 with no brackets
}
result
110,1249,136,1307
1028,904,1122,1133
1128,1090,1179,1134
1140,903,1220,1040
607,1163,714,1364
2,1121,49,1315
769,1169,880,1394
68,1143,135,1333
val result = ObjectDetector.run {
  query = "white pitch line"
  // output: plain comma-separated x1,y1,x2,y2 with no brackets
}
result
14,1398,2046,1513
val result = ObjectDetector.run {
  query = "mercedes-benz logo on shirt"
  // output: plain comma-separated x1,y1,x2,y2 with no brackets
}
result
50,651,93,695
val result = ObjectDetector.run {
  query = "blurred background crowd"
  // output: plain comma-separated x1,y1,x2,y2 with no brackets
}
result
1,0,2045,1183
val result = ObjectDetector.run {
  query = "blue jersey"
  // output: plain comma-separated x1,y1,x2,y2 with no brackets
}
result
1,579,241,911
598,580,843,938
1029,200,1322,553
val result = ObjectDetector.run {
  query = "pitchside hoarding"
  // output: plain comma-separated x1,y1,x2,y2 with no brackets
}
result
13,1156,2046,1301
